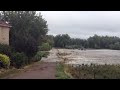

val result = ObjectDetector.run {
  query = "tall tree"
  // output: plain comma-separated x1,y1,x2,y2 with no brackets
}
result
54,34,70,48
0,11,48,57
54,34,120,50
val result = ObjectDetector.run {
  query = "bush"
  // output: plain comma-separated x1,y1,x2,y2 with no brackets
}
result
34,51,49,61
0,54,10,68
109,42,120,50
10,52,28,69
65,64,120,79
65,45,84,49
34,51,42,62
56,63,70,79
38,43,51,51
0,44,12,57
12,35,38,57
41,51,49,57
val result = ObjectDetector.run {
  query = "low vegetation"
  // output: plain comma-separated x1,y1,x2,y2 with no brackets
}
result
0,54,10,69
34,51,49,62
56,63,70,79
1,11,120,79
57,52,71,56
65,64,120,79
0,68,19,78
38,42,51,51
0,11,53,77
10,52,28,69
0,44,12,57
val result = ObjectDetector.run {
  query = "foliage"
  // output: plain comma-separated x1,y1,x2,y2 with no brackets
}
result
54,34,120,50
46,35,54,48
34,51,49,62
42,35,54,48
39,43,51,51
0,11,48,57
54,34,71,48
34,51,42,61
0,44,12,57
56,63,70,79
65,64,120,79
65,45,84,49
0,54,10,68
10,52,28,69
54,34,87,49
41,51,49,57
87,35,120,49
109,42,120,50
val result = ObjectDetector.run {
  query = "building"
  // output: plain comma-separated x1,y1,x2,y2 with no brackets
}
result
0,21,11,45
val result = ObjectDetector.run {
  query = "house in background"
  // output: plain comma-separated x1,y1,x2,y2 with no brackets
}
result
0,21,11,45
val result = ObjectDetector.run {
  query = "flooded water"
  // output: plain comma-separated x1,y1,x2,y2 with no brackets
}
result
58,49,120,65
41,49,62,62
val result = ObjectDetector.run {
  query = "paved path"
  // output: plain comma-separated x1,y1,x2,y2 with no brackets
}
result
7,49,60,79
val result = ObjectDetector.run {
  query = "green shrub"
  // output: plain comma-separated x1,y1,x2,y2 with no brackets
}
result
56,63,70,79
65,45,84,49
12,35,38,58
0,54,10,68
34,51,42,62
34,51,49,61
41,51,49,58
38,43,51,51
0,44,12,57
10,52,28,69
109,42,120,50
66,64,120,79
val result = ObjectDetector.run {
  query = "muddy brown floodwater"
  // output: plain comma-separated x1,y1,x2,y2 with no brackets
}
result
3,49,120,79
58,49,120,65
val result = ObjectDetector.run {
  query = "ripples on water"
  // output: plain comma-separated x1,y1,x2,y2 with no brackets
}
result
63,49,120,65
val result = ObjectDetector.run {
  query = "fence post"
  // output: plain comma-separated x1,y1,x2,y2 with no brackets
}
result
93,64,95,79
79,65,80,79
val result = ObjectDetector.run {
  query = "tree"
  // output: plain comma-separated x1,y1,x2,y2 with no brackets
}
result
54,34,120,50
45,35,54,48
54,34,71,48
0,11,48,57
110,42,120,50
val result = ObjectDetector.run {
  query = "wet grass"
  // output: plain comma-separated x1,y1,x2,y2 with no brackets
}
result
56,63,70,79
65,64,120,79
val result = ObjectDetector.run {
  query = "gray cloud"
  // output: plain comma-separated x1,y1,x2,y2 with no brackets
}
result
40,11,120,39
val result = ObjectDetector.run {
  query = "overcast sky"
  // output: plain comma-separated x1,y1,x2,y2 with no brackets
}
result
40,11,120,39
